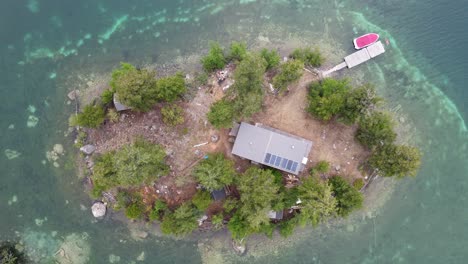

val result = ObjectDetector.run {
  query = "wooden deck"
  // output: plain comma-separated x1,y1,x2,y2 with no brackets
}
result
322,41,385,77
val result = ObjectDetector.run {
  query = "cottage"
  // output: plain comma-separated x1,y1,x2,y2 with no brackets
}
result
231,122,312,175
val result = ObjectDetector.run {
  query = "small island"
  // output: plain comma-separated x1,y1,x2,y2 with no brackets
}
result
70,41,421,250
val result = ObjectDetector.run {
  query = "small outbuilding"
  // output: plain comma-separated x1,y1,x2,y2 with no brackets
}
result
268,210,284,220
113,94,131,112
231,122,313,175
211,188,227,201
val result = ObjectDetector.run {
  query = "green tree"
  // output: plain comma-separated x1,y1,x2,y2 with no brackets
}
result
227,212,252,241
193,153,236,190
329,176,363,217
207,99,235,129
236,167,280,230
341,84,382,124
228,41,248,62
272,59,304,92
369,144,421,178
155,72,187,102
297,176,337,226
70,104,106,128
110,63,158,112
192,190,212,211
290,47,324,67
356,112,396,149
161,104,185,126
101,89,115,105
125,202,144,219
149,200,168,221
201,42,226,72
260,48,280,70
279,218,298,238
307,78,350,121
161,202,199,236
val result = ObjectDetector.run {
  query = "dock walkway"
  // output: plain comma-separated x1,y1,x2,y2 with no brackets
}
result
321,41,385,77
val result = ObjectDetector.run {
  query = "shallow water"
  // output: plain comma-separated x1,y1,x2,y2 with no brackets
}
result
1,0,467,263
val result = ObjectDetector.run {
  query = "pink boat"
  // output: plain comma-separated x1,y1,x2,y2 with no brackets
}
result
353,33,380,49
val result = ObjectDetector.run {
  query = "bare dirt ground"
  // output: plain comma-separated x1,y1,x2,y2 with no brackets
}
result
253,71,370,182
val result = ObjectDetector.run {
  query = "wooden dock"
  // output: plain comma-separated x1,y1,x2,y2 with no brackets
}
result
321,41,385,77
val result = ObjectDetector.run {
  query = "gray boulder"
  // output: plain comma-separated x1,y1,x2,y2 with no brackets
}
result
91,202,106,218
80,145,96,155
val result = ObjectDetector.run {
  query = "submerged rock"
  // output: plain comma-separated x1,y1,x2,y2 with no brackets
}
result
5,149,21,160
27,115,39,128
91,202,106,218
67,90,80,100
80,145,96,155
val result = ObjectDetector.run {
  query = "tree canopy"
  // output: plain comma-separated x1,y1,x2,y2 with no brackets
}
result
328,176,363,217
91,138,168,195
201,42,226,72
70,104,106,128
369,144,422,178
161,202,199,236
290,47,324,67
356,112,396,149
260,48,280,70
110,63,159,112
272,59,304,92
207,99,235,129
307,78,350,121
297,176,337,226
154,72,187,102
228,41,248,62
341,84,382,124
193,153,236,190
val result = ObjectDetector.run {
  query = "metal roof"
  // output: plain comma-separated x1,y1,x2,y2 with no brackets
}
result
113,94,132,112
231,122,312,175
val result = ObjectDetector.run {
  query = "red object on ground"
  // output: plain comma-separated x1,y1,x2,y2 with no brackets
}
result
353,33,380,49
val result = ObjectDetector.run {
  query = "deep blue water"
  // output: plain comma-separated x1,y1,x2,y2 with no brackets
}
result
1,0,467,263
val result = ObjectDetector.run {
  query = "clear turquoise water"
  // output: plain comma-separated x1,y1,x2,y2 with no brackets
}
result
1,0,467,263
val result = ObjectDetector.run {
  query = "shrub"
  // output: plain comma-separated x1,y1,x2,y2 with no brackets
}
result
279,218,297,238
160,202,199,236
207,99,235,129
341,84,382,124
149,200,168,221
101,89,114,105
356,112,396,149
0,242,26,264
314,160,330,174
228,41,248,62
107,108,119,123
211,213,224,230
223,197,238,214
297,176,337,226
192,190,212,211
161,104,185,126
369,144,421,178
307,78,350,121
155,72,187,102
201,42,226,72
272,59,304,92
125,202,144,219
70,104,106,128
260,48,280,70
193,153,236,190
290,47,324,67
329,176,363,217
353,178,365,190
74,130,87,148
110,63,158,112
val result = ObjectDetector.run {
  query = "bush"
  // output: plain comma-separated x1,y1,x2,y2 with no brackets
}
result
149,200,168,221
201,42,226,72
74,130,87,148
223,197,238,214
160,202,199,236
110,63,158,112
0,242,27,264
193,153,236,190
260,48,280,70
125,202,144,219
356,112,396,149
279,218,297,238
211,213,224,230
192,190,212,211
290,47,324,67
353,178,365,190
101,89,114,105
70,104,106,128
107,108,119,123
155,72,187,102
329,176,363,217
341,84,382,124
207,99,235,129
313,160,330,174
307,78,350,121
369,144,421,178
161,104,185,126
228,41,248,62
272,59,304,92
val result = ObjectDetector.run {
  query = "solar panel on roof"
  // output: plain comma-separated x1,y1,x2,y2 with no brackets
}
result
275,157,281,166
270,155,277,165
264,153,271,163
291,162,298,172
286,160,293,170
281,158,288,168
